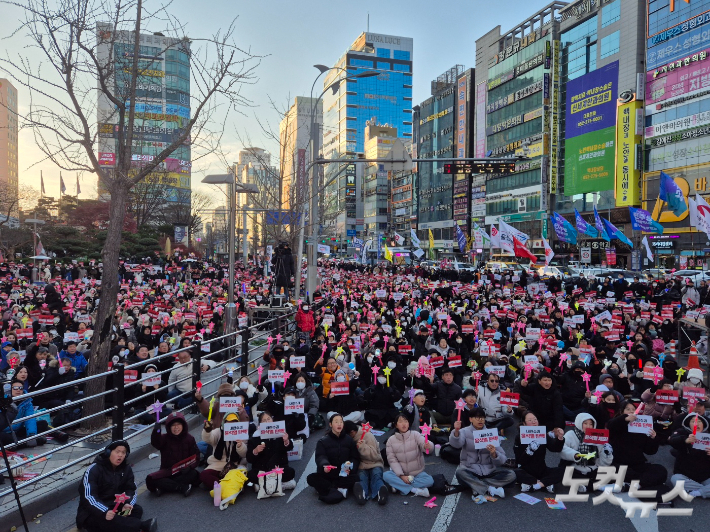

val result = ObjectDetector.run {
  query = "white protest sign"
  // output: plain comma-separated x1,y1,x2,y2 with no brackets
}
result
692,432,710,451
486,365,506,377
472,429,500,449
219,396,244,413
284,397,305,414
628,415,653,435
258,421,286,439
520,426,547,444
63,332,79,343
268,370,285,383
141,373,162,386
290,356,306,369
223,422,249,441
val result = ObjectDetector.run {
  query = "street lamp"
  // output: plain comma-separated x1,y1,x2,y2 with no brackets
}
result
297,66,381,302
201,173,259,341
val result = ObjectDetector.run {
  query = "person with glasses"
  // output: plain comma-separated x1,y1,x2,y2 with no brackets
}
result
450,407,515,503
1,379,47,448
478,373,515,434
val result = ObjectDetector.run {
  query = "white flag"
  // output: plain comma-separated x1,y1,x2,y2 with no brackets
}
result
642,236,653,262
394,232,405,246
695,194,710,239
499,219,530,244
362,239,373,264
542,237,554,266
690,197,699,228
490,225,501,248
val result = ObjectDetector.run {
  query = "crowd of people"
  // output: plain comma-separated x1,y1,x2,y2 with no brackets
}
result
1,256,710,531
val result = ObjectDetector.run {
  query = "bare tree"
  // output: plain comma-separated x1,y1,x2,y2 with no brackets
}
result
2,0,260,431
128,181,170,228
159,189,213,240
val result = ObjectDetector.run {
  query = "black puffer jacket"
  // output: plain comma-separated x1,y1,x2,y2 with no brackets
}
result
519,380,565,431
76,453,137,528
608,414,660,468
669,413,710,483
422,379,462,416
314,430,360,473
513,431,564,479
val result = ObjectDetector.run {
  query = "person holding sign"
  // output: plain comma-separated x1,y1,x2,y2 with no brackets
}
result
199,412,248,489
135,364,171,425
282,388,308,440
478,373,515,433
383,413,434,497
640,378,681,444
146,412,200,497
291,373,320,419
76,440,158,532
513,411,564,493
449,407,515,503
608,400,668,498
246,411,296,489
669,413,710,498
519,372,564,438
561,413,614,488
307,413,360,504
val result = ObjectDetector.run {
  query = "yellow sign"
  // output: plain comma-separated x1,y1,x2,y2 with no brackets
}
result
615,100,642,206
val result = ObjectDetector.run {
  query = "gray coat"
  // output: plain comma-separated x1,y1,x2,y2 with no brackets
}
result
449,425,507,476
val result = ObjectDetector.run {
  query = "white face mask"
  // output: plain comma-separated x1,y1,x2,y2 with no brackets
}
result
377,376,387,385
336,376,346,382
367,356,374,364
456,339,462,344
337,355,344,361
388,362,396,369
239,381,249,390
296,381,306,390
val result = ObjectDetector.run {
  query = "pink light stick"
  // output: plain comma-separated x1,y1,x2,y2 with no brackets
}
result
454,398,466,422
420,423,432,454
582,372,591,393
257,366,263,385
472,371,482,392
112,493,130,512
371,365,380,378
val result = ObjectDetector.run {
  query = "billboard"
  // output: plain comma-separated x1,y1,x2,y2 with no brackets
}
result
564,61,619,195
475,82,487,158
457,75,467,159
647,14,710,70
564,127,616,195
646,49,710,108
174,226,188,246
615,100,643,206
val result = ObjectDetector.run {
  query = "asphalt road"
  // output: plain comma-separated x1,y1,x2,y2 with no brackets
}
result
14,419,708,532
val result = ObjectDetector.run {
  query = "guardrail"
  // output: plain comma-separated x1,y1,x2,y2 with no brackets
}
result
0,301,320,499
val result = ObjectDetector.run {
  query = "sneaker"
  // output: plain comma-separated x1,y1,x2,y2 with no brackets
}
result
353,482,367,506
472,495,488,504
282,480,297,490
520,484,532,492
337,488,348,498
253,483,260,493
412,487,430,497
182,484,192,497
377,485,388,505
488,486,505,498
390,485,398,494
546,485,555,494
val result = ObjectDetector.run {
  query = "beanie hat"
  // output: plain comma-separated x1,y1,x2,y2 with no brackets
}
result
105,440,131,456
599,373,613,385
217,383,234,397
687,368,703,382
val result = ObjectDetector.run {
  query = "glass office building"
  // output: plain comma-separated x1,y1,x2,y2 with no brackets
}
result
322,32,413,237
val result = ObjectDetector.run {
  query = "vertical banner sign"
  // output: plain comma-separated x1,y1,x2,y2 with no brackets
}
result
549,40,560,194
606,247,617,266
564,61,619,196
297,149,306,200
174,225,188,246
615,100,643,206
475,82,487,158
457,75,467,159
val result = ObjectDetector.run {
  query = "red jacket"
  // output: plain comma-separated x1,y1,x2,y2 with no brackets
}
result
296,308,315,337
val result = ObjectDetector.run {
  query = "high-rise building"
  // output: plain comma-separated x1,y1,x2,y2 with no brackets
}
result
279,97,322,211
96,26,191,209
363,121,398,234
0,79,19,218
322,32,413,237
643,0,710,267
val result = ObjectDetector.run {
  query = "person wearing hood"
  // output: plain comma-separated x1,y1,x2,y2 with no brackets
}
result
561,413,614,486
608,400,668,497
246,411,296,489
450,407,515,503
295,304,316,340
405,389,436,432
640,378,681,443
307,413,360,504
76,440,157,532
196,383,248,429
513,411,565,493
199,412,248,489
146,413,200,497
383,413,434,497
669,413,710,498
559,361,589,421
677,368,707,396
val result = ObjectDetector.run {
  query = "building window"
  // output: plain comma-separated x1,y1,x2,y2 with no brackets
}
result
600,31,620,59
601,0,620,27
377,48,390,58
394,50,410,61
394,63,410,72
377,61,391,70
350,58,373,68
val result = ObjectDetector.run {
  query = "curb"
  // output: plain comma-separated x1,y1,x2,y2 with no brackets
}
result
3,414,203,529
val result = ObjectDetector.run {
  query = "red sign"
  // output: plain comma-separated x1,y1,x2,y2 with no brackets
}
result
656,390,679,405
684,387,707,402
583,428,609,445
461,324,474,334
447,356,462,368
429,356,445,368
171,454,197,475
124,370,139,384
330,381,350,396
499,392,519,407
16,328,34,339
398,345,412,354
605,248,617,266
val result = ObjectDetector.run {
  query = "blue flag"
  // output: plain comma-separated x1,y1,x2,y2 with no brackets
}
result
594,206,610,241
551,212,578,245
659,171,688,216
455,224,466,253
575,209,599,238
602,217,633,247
377,234,382,259
629,207,664,235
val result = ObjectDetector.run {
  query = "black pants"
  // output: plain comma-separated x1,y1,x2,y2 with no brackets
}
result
0,423,48,448
307,470,359,504
623,462,669,500
514,465,565,488
145,468,200,493
247,465,296,484
83,504,144,532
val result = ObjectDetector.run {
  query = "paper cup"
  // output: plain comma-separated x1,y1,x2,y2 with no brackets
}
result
435,444,441,456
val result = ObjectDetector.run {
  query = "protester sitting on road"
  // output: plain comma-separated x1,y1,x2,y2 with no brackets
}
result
478,371,515,433
513,411,564,493
76,440,158,532
422,367,462,425
345,420,387,505
200,413,248,489
246,411,296,489
561,412,614,488
383,413,434,497
146,412,200,497
669,412,710,499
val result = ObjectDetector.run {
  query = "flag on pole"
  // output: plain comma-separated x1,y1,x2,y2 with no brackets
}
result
384,245,393,262
602,217,633,247
394,232,405,246
542,236,554,266
377,234,382,259
659,171,688,216
410,229,420,247
455,224,466,253
694,194,710,239
35,234,46,256
575,209,598,238
76,176,81,195
550,212,578,245
490,225,501,248
642,236,653,262
428,229,435,259
690,197,699,227
362,239,372,264
60,173,66,194
499,219,529,243
629,206,664,234
594,206,610,241
41,171,45,196
513,236,537,263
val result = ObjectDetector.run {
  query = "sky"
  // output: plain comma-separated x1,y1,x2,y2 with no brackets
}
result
1,0,555,204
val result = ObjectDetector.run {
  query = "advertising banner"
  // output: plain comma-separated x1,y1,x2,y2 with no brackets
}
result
615,100,643,206
174,225,188,246
646,50,710,108
565,61,619,139
648,16,710,70
564,127,616,195
475,82,487,158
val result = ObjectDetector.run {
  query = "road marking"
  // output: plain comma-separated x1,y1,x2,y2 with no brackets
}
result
617,493,659,532
288,451,316,503
430,478,461,532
